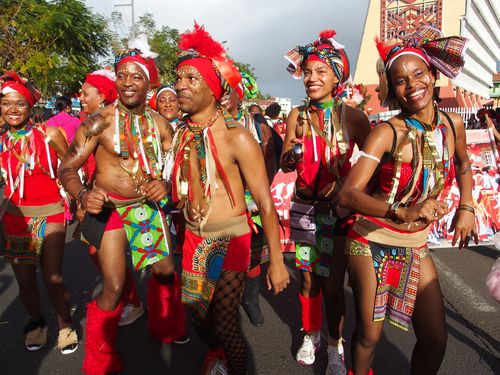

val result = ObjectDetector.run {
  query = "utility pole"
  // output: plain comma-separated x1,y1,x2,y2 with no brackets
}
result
115,0,135,39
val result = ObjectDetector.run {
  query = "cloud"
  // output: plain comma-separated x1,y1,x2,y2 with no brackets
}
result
85,0,369,105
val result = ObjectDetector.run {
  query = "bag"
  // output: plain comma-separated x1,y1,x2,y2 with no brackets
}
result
289,201,316,245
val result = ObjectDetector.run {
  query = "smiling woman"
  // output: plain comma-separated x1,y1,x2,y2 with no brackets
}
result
337,25,476,375
281,29,371,374
0,72,77,355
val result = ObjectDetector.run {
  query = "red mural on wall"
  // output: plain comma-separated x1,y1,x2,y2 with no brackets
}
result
381,0,443,42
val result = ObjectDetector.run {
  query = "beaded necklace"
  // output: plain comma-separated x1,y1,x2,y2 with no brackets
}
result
0,122,56,199
112,102,165,182
299,98,349,178
387,107,450,206
171,107,237,212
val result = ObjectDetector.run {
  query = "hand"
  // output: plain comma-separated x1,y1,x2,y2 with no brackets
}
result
81,188,108,214
450,208,478,249
266,259,290,295
140,179,169,202
400,198,449,223
75,206,85,222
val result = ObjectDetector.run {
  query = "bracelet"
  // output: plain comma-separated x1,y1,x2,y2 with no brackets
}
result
76,187,89,202
458,204,475,215
389,201,404,224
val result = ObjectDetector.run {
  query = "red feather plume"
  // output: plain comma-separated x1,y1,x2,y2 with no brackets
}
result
319,29,337,39
375,36,397,62
178,22,225,59
1,71,26,85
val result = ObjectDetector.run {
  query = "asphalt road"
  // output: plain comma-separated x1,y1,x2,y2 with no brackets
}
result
0,231,498,374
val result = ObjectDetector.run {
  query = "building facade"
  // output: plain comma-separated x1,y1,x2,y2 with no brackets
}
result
354,0,499,114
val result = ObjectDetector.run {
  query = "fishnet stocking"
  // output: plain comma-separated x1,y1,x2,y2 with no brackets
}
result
192,270,247,375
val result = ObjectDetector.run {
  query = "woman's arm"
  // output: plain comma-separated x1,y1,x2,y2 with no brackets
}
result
280,107,301,172
447,112,478,248
46,126,68,159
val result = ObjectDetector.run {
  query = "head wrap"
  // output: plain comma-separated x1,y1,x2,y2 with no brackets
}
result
376,25,468,79
149,85,177,111
84,69,117,105
285,29,350,84
177,23,241,101
115,34,161,89
0,71,41,107
237,72,259,100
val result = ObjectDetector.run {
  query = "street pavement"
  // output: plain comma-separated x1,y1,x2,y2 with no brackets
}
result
0,229,498,374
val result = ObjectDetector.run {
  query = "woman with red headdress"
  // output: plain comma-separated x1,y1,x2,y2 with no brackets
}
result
282,30,371,374
338,26,477,374
0,72,78,354
79,69,145,327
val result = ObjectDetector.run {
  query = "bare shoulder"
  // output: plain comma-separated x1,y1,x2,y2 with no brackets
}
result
80,106,114,138
443,111,465,129
287,106,302,121
149,109,173,137
344,104,366,122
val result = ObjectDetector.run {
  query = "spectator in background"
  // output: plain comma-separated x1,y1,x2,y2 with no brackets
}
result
467,114,478,129
265,102,286,135
249,104,263,116
47,96,80,143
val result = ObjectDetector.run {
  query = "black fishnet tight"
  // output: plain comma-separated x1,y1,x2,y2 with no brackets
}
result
192,270,247,375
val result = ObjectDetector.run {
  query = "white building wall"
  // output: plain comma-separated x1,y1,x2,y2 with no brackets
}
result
455,0,500,98
275,97,292,116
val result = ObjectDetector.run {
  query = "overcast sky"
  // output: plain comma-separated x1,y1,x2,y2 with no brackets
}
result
85,0,370,105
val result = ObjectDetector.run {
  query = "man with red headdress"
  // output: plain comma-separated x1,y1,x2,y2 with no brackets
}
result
171,23,290,375
59,36,184,374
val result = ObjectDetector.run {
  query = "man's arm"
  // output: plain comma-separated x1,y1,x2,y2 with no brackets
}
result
232,128,290,294
58,113,107,212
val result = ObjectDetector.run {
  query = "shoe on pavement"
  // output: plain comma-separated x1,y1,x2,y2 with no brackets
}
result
326,341,347,375
296,331,321,365
118,303,144,326
58,327,79,354
24,317,47,351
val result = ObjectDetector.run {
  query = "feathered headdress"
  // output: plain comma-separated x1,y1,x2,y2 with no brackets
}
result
115,34,161,89
1,71,41,107
177,23,241,100
285,29,350,84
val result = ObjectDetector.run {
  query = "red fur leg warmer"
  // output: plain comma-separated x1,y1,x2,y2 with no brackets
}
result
299,292,323,332
82,300,123,375
147,272,186,343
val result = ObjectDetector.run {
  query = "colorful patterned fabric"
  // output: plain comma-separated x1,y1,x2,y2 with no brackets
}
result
285,30,350,83
1,211,64,264
382,25,467,79
347,234,424,331
240,72,259,100
295,211,337,277
116,201,170,270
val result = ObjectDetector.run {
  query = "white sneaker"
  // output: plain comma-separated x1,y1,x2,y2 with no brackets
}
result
296,331,321,365
209,359,229,375
326,341,347,375
118,304,144,326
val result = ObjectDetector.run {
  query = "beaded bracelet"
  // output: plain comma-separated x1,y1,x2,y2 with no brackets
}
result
76,187,89,202
457,204,475,215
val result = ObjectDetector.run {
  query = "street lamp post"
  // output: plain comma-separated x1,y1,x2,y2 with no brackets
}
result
115,0,135,39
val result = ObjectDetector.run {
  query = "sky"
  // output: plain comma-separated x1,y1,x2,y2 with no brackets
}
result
85,0,370,105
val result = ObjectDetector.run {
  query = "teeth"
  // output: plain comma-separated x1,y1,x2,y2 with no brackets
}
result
409,89,424,98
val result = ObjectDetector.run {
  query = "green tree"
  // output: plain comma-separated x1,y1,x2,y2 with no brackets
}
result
0,0,110,96
109,12,180,85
